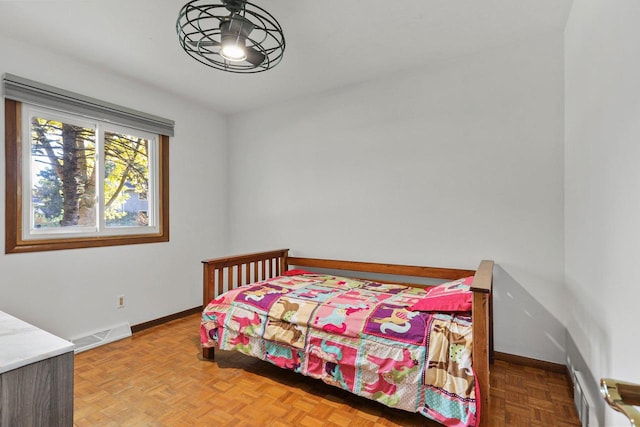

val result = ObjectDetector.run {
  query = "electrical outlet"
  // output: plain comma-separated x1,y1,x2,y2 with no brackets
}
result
117,295,125,309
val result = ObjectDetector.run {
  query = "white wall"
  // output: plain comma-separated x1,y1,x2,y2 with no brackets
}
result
228,33,566,362
565,1,640,425
0,24,571,366
0,34,229,339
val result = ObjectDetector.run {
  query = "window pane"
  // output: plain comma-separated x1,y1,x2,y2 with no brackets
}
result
30,117,96,230
104,131,152,228
6,100,169,254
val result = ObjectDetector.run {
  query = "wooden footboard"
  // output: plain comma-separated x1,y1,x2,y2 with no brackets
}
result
201,249,290,360
202,249,289,307
201,249,494,426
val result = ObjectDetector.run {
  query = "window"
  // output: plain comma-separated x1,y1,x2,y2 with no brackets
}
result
4,75,172,253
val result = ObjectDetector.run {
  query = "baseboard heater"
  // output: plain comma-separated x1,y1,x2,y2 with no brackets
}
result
571,367,600,427
70,322,132,353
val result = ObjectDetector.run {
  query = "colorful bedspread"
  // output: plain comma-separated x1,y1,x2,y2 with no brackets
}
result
201,274,478,427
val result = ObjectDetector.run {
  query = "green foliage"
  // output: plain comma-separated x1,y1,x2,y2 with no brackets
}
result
105,211,133,226
33,167,63,226
103,132,149,221
30,117,150,228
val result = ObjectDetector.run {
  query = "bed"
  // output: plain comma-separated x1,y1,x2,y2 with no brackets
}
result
200,249,493,427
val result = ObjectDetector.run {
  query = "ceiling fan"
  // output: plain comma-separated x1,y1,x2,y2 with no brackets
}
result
176,0,285,73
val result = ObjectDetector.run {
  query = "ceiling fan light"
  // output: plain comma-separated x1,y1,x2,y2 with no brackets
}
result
220,43,247,61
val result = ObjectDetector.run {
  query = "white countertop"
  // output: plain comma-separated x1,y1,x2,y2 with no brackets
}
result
0,311,75,374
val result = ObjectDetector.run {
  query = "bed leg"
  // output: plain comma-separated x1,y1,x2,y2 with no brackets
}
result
202,347,215,360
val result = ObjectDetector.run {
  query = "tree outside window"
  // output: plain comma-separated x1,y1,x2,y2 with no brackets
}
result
5,99,169,253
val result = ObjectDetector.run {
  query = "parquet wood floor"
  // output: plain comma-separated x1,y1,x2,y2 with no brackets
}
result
73,314,581,426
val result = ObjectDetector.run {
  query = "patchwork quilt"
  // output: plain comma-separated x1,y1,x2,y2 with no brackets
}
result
201,274,479,427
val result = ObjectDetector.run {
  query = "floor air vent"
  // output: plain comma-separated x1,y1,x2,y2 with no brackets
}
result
71,323,132,353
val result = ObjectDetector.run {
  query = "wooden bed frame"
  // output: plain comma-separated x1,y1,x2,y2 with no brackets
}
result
201,249,494,426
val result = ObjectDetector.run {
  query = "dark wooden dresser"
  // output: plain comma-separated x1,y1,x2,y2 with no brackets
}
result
0,311,74,426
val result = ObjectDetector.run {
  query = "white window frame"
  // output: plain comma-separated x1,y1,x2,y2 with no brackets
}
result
22,104,161,241
4,74,171,254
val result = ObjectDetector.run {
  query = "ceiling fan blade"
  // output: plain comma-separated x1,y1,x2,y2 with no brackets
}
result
245,46,266,66
187,40,220,48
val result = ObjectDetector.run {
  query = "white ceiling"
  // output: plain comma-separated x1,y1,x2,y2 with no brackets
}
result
0,0,573,115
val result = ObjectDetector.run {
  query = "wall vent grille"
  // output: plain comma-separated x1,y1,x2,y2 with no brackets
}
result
71,323,131,353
